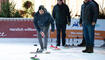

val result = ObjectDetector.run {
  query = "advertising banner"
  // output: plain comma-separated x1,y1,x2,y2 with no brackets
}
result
0,18,105,40
50,19,105,40
0,18,37,38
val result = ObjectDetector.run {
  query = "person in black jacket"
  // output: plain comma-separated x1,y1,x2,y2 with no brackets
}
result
79,0,98,53
52,0,71,46
33,5,55,53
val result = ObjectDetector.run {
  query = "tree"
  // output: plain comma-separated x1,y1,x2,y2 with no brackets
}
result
0,1,22,17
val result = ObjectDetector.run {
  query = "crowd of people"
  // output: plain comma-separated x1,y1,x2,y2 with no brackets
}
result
33,0,99,53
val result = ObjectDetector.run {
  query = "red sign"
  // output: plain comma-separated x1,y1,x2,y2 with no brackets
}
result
0,18,37,38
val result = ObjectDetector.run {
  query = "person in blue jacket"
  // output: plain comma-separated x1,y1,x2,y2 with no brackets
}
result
33,5,55,53
79,0,98,53
78,0,99,47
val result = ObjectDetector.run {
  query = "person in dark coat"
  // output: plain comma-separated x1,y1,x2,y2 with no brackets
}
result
79,0,99,53
33,5,55,53
52,0,71,46
78,0,99,47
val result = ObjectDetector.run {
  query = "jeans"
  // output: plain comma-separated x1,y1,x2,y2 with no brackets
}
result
83,24,95,47
37,26,49,49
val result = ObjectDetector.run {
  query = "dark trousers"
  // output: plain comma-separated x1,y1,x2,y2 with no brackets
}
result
83,24,95,47
56,24,66,46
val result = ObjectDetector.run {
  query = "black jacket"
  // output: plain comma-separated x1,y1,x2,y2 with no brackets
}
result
33,12,55,32
79,1,98,25
52,3,71,25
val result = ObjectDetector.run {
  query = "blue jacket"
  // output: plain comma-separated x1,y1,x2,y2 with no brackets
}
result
33,12,55,32
79,1,98,25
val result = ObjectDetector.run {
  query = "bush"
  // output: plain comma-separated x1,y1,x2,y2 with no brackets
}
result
0,1,22,18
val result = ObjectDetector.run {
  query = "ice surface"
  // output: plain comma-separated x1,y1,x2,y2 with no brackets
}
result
0,38,105,60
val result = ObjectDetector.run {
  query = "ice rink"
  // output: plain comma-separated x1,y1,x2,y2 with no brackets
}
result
0,38,105,60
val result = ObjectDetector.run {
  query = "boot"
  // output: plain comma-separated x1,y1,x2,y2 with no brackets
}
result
87,47,93,53
56,44,60,46
82,46,93,53
36,48,43,53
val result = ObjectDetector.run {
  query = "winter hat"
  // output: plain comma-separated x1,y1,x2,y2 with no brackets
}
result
38,5,45,10
38,5,47,12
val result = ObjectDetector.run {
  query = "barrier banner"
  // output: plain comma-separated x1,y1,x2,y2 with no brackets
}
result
0,18,37,38
50,19,105,40
0,18,105,40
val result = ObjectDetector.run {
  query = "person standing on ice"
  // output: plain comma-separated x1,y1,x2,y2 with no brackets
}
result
78,0,99,47
79,0,98,53
33,5,55,53
52,0,71,47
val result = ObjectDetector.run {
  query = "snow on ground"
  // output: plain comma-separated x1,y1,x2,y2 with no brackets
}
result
0,38,105,60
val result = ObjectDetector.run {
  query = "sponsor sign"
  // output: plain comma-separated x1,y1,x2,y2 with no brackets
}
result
50,19,105,40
